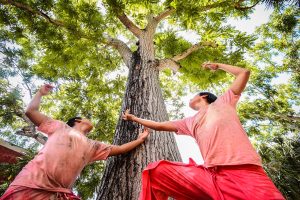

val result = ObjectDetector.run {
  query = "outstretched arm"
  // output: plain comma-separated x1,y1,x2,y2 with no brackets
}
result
202,62,250,95
25,84,53,126
109,128,150,156
122,110,178,132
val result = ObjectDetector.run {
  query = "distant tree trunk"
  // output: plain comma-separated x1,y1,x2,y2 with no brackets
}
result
96,32,181,200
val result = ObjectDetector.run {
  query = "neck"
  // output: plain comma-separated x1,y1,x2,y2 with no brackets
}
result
73,126,88,135
194,101,209,111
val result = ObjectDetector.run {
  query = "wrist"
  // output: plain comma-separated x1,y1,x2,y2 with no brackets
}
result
132,116,137,122
36,91,44,96
138,137,145,143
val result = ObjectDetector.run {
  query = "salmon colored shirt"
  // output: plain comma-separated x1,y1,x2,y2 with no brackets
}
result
172,89,262,167
11,119,112,193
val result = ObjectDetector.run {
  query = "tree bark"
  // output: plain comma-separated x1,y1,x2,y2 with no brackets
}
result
96,35,181,200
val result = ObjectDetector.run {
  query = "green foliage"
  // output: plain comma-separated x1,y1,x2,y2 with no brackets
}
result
155,32,190,59
74,161,106,199
259,136,300,199
160,71,186,120
0,82,23,125
237,6,299,199
168,0,249,29
255,7,299,85
155,29,256,88
260,0,298,9
0,150,35,196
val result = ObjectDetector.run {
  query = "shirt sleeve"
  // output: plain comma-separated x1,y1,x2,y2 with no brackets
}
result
171,116,194,136
89,141,112,162
37,119,64,136
216,89,241,107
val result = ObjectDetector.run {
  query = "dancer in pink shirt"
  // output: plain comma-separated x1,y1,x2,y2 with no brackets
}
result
123,63,285,200
1,84,149,200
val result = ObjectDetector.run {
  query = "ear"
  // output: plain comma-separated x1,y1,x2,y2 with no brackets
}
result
75,119,82,123
201,95,208,98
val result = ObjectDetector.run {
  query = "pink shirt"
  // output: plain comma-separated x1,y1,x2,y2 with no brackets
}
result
172,89,262,167
11,119,112,193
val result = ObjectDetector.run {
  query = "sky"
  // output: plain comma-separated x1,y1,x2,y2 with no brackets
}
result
175,4,274,164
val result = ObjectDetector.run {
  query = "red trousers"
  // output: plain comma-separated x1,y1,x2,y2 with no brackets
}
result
0,186,81,200
140,159,285,200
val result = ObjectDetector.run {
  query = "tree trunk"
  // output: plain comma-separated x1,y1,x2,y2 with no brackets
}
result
96,37,181,199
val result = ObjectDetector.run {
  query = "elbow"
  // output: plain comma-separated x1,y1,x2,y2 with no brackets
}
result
244,69,250,75
25,109,32,117
242,69,250,79
25,108,35,117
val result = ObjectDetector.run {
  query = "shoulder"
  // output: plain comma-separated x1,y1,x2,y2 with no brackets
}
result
37,119,66,134
215,89,241,107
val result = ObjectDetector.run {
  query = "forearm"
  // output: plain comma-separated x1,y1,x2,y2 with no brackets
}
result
24,84,52,126
216,63,250,95
119,138,144,154
26,91,43,112
133,117,162,130
216,63,249,77
130,117,177,132
109,138,144,156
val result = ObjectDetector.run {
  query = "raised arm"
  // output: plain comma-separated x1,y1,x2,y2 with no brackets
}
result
122,110,178,132
202,62,250,95
25,84,53,126
109,128,150,156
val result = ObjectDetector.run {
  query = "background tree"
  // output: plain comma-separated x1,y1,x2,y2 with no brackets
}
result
237,6,300,199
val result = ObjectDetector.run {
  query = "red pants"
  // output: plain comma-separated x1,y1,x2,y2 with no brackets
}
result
140,159,285,200
0,186,81,200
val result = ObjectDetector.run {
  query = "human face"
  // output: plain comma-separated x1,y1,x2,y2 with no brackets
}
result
76,118,94,133
189,94,203,110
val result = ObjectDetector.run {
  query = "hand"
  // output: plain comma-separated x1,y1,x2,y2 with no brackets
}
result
38,84,54,96
202,62,219,71
122,109,136,121
138,128,150,141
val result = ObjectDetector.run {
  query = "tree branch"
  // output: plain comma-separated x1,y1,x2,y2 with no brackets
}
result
3,0,135,66
0,0,96,41
1,1,134,70
273,114,300,122
0,0,64,27
148,1,229,31
249,113,300,131
155,8,176,23
158,58,181,72
158,41,217,72
249,86,278,109
234,0,260,11
145,8,175,33
13,110,47,144
117,13,143,38
13,61,34,99
172,41,218,62
105,36,133,67
15,126,47,145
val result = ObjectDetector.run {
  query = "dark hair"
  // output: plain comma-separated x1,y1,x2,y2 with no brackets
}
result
198,92,217,104
66,117,82,127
